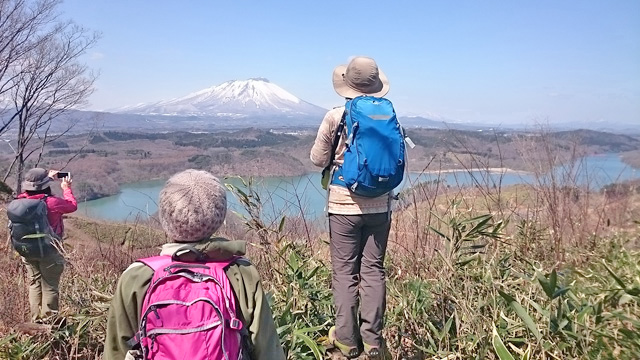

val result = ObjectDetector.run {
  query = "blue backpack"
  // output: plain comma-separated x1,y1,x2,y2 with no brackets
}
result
330,96,406,197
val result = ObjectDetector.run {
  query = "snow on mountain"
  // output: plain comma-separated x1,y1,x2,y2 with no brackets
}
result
115,78,326,118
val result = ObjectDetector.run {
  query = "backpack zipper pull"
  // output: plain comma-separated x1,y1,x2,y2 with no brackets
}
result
150,305,163,326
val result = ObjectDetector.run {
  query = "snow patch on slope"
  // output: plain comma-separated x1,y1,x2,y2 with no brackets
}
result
115,78,324,117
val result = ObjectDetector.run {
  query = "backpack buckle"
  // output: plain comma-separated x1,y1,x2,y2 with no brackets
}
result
229,318,243,330
350,183,358,192
126,332,141,349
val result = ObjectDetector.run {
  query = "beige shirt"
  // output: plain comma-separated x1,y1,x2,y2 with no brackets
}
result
310,107,391,215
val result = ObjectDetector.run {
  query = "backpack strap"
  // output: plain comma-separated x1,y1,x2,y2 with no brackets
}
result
126,256,171,351
137,255,173,271
323,110,346,177
171,244,207,262
126,334,142,350
138,253,239,272
322,110,347,217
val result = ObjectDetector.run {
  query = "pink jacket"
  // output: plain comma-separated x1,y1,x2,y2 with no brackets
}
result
17,188,77,237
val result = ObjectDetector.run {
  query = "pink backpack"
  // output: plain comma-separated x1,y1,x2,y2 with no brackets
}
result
133,253,245,360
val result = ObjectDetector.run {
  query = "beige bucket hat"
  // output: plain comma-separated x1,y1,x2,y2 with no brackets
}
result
332,56,389,98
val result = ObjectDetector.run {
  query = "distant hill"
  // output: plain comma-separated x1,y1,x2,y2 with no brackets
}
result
398,116,490,130
550,129,640,152
2,77,638,135
0,78,329,135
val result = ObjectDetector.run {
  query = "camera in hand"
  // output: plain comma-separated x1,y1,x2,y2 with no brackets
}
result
56,172,70,179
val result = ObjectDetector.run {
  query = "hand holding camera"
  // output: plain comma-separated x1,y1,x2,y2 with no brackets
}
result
61,176,72,190
48,170,72,189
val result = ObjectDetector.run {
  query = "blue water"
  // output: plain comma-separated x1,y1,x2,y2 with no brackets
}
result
76,174,329,223
77,154,639,222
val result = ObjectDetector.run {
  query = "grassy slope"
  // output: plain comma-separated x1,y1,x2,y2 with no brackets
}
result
1,180,639,359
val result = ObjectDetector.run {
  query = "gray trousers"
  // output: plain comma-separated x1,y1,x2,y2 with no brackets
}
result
329,213,391,348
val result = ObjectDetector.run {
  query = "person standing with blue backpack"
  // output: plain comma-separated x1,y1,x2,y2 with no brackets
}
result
311,56,406,359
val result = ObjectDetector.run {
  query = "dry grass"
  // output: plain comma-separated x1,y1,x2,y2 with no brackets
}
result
0,130,639,358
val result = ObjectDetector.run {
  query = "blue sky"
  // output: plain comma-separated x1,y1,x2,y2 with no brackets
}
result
60,0,639,125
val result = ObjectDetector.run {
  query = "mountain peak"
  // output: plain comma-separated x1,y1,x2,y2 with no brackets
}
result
248,77,270,83
115,78,325,118
221,77,270,85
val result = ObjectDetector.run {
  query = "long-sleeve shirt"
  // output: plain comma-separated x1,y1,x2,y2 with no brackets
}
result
310,106,390,215
18,188,77,237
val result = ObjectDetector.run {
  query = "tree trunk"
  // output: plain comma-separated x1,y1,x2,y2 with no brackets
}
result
16,153,24,194
15,112,26,194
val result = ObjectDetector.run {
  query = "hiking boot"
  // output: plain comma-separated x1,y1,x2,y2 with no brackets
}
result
328,326,361,359
363,342,391,360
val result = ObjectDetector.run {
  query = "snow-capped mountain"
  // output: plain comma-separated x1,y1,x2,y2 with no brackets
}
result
115,78,326,118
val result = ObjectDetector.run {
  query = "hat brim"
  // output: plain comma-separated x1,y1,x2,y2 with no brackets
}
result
332,64,390,98
22,177,52,191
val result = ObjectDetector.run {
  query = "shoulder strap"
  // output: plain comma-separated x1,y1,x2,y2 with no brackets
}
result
171,244,206,262
323,110,346,174
204,257,238,271
40,195,49,214
137,255,173,271
138,253,240,272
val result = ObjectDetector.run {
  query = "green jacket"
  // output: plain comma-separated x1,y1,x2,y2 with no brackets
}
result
104,237,286,360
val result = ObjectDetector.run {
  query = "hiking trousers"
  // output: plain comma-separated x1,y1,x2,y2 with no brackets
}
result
22,251,65,321
329,212,391,348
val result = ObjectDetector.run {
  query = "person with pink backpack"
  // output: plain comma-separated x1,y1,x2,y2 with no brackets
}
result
104,169,285,360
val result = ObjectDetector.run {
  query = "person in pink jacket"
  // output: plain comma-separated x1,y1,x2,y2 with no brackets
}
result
17,168,77,320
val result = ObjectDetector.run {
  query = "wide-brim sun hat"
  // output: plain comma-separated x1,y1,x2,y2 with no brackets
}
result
332,56,389,98
22,168,52,191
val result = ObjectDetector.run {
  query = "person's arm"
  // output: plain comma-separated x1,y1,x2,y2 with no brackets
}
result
49,178,77,214
229,261,286,360
249,279,286,359
310,110,336,168
104,264,151,360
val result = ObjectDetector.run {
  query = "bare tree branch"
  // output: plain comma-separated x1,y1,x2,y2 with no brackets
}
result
0,0,99,192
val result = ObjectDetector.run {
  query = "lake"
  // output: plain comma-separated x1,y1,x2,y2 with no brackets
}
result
77,154,639,223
